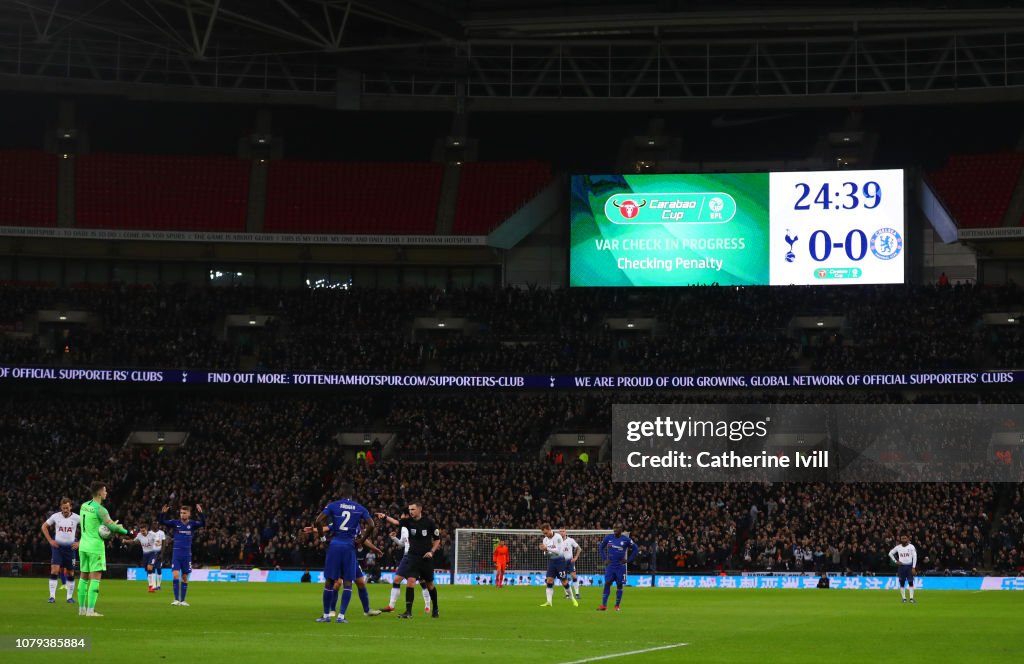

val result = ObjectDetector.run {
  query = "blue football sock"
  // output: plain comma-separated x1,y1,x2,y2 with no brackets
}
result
331,588,339,613
358,586,370,613
181,582,188,602
339,587,353,615
173,578,180,601
602,583,611,606
615,586,623,605
322,588,332,614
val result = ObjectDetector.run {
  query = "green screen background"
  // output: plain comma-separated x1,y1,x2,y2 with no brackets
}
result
570,173,771,286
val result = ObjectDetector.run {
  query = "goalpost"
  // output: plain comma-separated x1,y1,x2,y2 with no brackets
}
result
454,528,613,586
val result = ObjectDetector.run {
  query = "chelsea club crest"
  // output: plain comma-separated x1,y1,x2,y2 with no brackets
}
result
870,228,903,260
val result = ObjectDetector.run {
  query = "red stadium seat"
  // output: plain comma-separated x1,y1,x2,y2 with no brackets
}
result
264,161,443,234
929,152,1024,228
453,161,553,234
0,150,58,226
75,153,249,231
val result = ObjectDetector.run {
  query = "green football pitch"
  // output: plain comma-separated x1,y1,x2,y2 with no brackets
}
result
1,579,1021,663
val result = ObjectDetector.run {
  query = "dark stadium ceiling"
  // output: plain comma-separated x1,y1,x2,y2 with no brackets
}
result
2,1,1024,60
1,1,1024,110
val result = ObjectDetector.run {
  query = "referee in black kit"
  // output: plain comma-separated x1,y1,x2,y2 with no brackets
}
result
377,501,441,618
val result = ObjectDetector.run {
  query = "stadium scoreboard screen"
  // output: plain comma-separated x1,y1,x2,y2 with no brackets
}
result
570,169,905,287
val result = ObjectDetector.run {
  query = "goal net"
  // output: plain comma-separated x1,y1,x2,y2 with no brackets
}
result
454,528,613,586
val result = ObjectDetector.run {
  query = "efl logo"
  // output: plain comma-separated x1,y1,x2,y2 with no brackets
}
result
612,198,647,219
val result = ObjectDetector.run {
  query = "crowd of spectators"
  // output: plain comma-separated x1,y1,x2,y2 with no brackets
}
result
0,391,1020,576
1,282,1021,575
385,394,572,459
0,282,1022,374
805,285,999,372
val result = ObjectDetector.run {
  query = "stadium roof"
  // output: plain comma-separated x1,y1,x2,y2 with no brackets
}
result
1,1,1023,109
4,1,1023,53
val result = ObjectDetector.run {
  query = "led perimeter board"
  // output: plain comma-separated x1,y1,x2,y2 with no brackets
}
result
570,170,905,287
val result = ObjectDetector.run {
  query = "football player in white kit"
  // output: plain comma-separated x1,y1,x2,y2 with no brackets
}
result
41,498,80,604
888,534,919,604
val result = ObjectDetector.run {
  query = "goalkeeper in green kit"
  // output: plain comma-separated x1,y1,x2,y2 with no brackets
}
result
77,481,132,617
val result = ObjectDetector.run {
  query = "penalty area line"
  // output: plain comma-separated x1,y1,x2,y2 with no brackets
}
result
557,642,689,663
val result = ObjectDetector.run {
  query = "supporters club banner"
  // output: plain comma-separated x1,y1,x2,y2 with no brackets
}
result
1,367,1021,389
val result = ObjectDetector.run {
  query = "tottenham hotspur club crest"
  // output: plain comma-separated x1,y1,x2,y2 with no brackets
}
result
784,230,798,263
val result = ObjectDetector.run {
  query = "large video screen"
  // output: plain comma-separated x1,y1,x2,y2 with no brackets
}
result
570,169,905,286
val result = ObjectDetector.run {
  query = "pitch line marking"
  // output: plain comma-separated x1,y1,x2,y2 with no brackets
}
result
557,642,689,663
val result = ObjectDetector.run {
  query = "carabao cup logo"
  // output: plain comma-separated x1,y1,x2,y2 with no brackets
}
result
612,198,646,219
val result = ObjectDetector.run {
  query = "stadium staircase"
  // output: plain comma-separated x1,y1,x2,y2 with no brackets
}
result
247,160,268,233
985,484,1018,568
433,163,461,234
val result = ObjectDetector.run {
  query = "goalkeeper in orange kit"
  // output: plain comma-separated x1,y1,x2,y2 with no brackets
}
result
493,539,510,588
